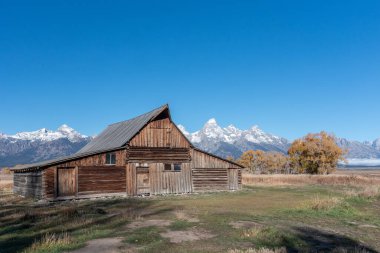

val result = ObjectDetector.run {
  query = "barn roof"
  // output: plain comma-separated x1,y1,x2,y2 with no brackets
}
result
77,104,169,154
12,104,171,171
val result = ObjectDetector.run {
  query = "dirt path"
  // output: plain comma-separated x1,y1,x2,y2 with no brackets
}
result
69,237,123,253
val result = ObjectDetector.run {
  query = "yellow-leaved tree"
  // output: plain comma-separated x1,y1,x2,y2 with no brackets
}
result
237,150,289,174
288,131,345,174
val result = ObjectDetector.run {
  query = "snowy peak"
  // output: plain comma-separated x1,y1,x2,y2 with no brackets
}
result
179,118,288,146
201,118,226,140
205,118,218,125
177,125,189,136
0,125,87,143
373,138,380,150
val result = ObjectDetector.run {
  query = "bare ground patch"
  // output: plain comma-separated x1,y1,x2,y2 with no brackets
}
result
69,237,124,253
173,209,200,222
160,228,215,243
125,219,172,230
230,221,263,229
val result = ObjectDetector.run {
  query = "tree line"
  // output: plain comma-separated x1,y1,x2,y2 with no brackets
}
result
231,131,345,175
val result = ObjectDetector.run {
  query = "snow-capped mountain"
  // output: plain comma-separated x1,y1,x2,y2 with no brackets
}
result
178,119,380,162
0,125,91,167
178,118,289,159
1,120,380,168
3,124,86,143
373,138,380,151
336,138,380,159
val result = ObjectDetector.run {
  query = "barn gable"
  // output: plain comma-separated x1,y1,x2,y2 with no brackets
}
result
77,104,170,154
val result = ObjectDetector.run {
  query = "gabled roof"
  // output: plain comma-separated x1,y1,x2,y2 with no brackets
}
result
77,104,169,154
12,104,171,171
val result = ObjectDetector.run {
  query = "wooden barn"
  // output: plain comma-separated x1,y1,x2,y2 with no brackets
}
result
11,105,243,200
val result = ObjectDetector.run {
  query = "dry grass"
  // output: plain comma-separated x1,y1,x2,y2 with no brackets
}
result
306,196,342,211
344,185,380,198
24,232,72,253
242,172,380,188
331,247,373,253
228,247,287,253
0,173,13,193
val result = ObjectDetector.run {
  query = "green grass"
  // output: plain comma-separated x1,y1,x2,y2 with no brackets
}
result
124,226,164,245
168,220,195,230
1,184,380,253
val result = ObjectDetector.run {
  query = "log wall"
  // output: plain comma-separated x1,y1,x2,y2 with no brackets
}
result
13,171,43,198
42,150,127,199
191,149,242,192
78,166,126,195
127,147,190,163
192,168,228,191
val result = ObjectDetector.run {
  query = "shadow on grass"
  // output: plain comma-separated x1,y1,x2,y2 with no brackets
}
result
290,226,378,253
0,197,173,253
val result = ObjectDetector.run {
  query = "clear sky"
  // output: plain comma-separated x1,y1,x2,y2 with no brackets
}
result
1,0,379,141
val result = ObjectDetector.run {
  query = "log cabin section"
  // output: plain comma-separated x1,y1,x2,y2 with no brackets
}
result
11,104,243,200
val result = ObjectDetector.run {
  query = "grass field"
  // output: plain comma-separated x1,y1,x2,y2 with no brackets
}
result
1,170,380,253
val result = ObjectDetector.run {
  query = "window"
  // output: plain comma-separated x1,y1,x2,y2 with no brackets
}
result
174,164,181,171
105,153,116,165
164,164,172,171
164,163,182,172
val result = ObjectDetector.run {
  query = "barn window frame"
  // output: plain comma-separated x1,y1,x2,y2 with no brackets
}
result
105,152,116,165
163,163,182,172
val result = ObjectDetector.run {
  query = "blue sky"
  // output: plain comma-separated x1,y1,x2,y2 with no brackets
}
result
1,1,380,141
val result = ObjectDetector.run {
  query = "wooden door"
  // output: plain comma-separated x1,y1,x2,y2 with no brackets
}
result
136,168,150,195
228,169,239,190
57,168,76,197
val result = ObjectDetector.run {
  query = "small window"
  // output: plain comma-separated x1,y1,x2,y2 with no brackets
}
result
105,153,116,165
174,164,181,171
164,163,181,172
164,164,172,171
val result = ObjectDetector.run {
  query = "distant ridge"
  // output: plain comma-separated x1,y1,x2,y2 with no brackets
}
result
178,119,380,162
0,125,91,167
1,120,380,168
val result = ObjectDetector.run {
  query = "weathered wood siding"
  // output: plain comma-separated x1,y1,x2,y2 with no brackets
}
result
126,163,136,196
190,149,240,169
125,163,192,195
53,149,126,167
192,168,228,191
43,167,56,199
129,117,190,148
42,150,127,199
78,166,126,195
13,171,43,198
127,147,190,163
191,149,241,192
149,163,192,194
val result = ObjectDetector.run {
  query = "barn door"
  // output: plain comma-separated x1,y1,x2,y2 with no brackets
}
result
136,167,150,195
57,168,76,197
228,169,238,190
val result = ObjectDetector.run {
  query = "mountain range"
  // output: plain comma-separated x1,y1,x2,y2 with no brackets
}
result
0,125,91,167
179,119,380,161
1,121,380,168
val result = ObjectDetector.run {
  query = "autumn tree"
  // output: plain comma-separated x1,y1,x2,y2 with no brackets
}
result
237,150,289,174
226,156,236,162
237,150,265,173
288,131,345,174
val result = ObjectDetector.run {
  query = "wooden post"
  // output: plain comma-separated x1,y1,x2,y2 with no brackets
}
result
53,167,57,198
75,166,79,197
